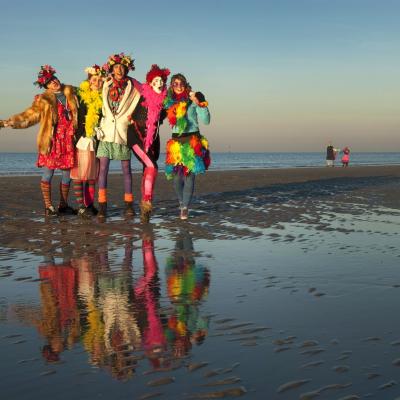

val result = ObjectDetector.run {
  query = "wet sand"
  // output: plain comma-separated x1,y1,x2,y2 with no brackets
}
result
1,166,400,399
0,165,399,253
1,165,400,215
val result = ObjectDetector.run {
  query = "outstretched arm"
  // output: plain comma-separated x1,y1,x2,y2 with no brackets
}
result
6,97,42,129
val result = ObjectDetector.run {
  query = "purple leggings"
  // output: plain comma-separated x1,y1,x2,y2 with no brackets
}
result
98,157,132,194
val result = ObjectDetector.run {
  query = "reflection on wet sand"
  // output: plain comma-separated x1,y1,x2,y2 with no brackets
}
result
12,228,210,382
165,230,210,359
95,241,140,380
10,249,80,363
39,254,80,363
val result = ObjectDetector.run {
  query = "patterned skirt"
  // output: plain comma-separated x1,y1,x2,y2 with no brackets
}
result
96,141,131,160
165,134,210,180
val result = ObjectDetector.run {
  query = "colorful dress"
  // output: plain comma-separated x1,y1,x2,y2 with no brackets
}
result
37,98,75,169
164,91,211,179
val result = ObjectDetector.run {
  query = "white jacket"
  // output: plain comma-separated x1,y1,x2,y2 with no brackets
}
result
99,78,141,145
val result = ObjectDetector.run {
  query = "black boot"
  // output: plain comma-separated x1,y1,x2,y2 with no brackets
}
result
87,204,98,216
45,205,59,217
58,205,77,215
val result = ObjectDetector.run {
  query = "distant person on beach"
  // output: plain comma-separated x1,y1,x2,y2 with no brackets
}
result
341,146,350,167
96,53,141,219
164,74,211,220
326,143,336,167
0,65,78,216
71,64,104,219
127,64,170,223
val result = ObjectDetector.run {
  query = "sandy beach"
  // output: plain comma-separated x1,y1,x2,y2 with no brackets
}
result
0,165,399,251
1,166,400,399
0,166,399,216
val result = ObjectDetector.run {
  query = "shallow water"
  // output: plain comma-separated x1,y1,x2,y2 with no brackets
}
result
1,206,400,399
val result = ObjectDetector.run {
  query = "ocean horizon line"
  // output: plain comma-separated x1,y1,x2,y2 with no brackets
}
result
0,150,399,154
0,151,399,177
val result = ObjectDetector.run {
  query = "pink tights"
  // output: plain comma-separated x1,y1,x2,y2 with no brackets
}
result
132,145,158,202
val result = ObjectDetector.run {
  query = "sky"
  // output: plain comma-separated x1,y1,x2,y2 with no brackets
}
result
0,0,399,152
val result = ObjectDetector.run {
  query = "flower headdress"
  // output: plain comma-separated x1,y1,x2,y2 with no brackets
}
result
34,65,57,88
84,64,105,77
146,64,170,84
102,52,135,74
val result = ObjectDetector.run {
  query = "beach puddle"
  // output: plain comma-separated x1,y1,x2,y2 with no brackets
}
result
1,200,400,399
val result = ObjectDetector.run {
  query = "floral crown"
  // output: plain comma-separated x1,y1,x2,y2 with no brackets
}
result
146,64,170,84
103,53,135,74
84,64,105,77
34,65,57,88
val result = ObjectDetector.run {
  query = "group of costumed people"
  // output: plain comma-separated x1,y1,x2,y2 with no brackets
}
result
0,53,211,222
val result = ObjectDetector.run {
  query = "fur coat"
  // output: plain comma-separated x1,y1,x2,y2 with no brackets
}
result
9,85,78,155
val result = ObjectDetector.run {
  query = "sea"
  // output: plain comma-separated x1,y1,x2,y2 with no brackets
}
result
0,152,399,176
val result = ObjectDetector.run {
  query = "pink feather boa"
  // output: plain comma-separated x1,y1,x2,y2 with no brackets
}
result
140,83,167,152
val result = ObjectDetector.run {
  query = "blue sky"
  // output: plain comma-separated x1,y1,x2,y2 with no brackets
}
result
1,0,399,152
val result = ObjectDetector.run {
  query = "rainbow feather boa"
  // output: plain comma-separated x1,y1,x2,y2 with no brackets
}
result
163,89,189,134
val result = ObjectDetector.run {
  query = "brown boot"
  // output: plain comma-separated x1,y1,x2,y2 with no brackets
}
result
124,201,135,217
58,182,76,214
98,202,107,218
41,181,57,216
140,200,152,223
